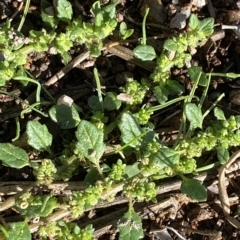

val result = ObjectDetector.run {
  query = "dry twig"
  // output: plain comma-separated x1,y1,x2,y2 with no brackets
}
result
218,150,240,229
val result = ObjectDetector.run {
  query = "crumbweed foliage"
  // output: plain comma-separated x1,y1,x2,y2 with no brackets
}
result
0,1,239,239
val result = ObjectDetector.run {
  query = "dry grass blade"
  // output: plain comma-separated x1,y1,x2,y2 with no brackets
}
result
218,150,240,229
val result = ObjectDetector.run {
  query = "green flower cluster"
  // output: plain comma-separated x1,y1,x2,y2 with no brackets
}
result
179,131,217,159
139,140,167,176
120,78,149,105
134,108,153,125
70,182,104,218
171,115,240,175
179,115,240,159
123,178,157,202
32,159,57,185
56,155,80,181
91,111,108,130
151,15,214,85
66,13,117,58
56,140,85,181
39,221,94,240
32,156,80,184
109,159,126,181
142,140,163,158
172,157,197,175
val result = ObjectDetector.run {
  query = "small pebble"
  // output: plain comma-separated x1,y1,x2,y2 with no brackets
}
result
57,95,74,107
170,5,191,29
192,0,207,8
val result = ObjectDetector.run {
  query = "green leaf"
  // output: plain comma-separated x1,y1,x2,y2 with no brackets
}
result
119,22,134,40
88,95,102,111
102,0,119,19
163,39,178,51
118,210,144,240
75,120,105,164
185,103,203,129
59,51,70,64
154,86,169,104
0,143,29,168
124,29,134,39
17,196,58,217
103,92,121,110
7,220,31,240
235,116,240,126
119,21,127,33
95,12,104,26
125,162,140,178
14,67,28,86
90,1,101,16
26,121,52,152
214,107,226,120
181,178,207,201
41,0,58,28
226,72,240,78
49,104,80,129
133,45,156,61
197,17,214,37
118,112,143,147
84,166,102,185
165,80,184,95
151,147,180,168
188,66,208,86
142,130,155,144
89,44,101,57
55,0,72,22
188,14,199,30
216,147,229,164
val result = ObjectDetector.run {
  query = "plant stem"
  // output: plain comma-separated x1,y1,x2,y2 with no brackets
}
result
202,93,225,119
20,101,53,118
12,117,20,142
17,0,31,32
115,131,149,153
141,8,149,45
95,162,103,177
13,76,42,103
199,73,211,108
0,225,9,238
146,95,189,113
94,68,104,112
195,162,220,172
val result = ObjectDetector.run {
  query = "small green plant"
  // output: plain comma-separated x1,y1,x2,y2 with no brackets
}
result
151,14,214,103
133,8,156,61
0,219,31,239
0,0,119,84
129,14,214,105
39,222,95,240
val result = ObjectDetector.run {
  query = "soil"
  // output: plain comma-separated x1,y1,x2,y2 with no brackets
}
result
1,0,240,239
